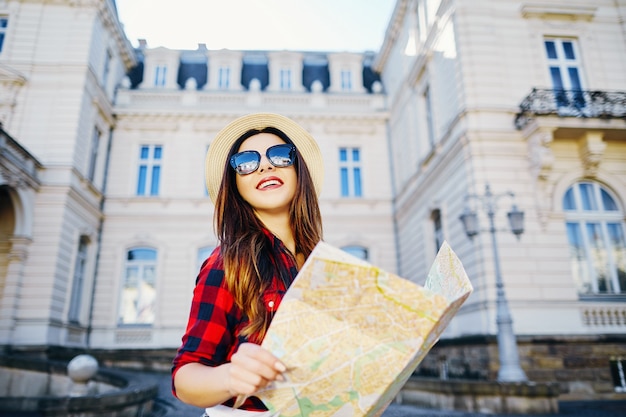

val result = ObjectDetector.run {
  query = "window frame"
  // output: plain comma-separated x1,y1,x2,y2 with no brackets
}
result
280,68,292,90
0,16,8,53
102,49,112,89
432,209,444,251
136,145,162,196
218,66,231,89
339,147,363,198
423,85,435,147
543,37,586,110
68,236,89,324
563,181,626,299
340,69,352,91
87,127,101,182
197,245,215,271
154,65,167,87
118,247,158,326
341,245,369,261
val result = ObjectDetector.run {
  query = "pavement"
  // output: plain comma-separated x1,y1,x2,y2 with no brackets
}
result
150,372,626,417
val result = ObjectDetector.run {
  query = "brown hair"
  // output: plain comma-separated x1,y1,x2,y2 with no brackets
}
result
213,127,323,341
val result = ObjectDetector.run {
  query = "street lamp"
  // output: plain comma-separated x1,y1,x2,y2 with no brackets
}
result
459,183,528,382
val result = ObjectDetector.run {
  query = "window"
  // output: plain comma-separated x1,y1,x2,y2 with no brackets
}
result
564,182,626,296
424,86,435,147
544,38,585,109
102,49,112,88
339,147,362,197
218,66,230,89
280,68,292,90
610,358,626,393
0,17,7,53
68,236,89,323
432,209,444,251
340,70,352,91
154,65,167,87
197,246,215,271
136,145,162,196
88,127,101,182
341,245,369,261
416,1,427,42
119,248,157,325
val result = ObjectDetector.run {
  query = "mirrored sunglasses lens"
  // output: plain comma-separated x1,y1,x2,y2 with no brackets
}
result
268,145,295,167
231,152,260,174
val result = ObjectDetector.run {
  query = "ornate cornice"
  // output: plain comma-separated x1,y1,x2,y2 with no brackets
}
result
372,0,410,73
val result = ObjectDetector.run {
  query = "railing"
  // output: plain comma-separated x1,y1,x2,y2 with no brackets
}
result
514,88,626,129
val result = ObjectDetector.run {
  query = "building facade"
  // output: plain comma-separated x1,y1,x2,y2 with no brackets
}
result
0,0,625,401
376,0,626,398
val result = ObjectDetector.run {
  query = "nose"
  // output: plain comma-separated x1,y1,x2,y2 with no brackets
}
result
257,154,274,172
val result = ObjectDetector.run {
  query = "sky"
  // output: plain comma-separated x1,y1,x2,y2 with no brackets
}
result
115,0,396,52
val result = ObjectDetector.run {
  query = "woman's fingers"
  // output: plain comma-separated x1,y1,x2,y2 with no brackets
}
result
228,343,286,395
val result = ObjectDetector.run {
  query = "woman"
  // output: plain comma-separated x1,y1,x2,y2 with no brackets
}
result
172,113,324,416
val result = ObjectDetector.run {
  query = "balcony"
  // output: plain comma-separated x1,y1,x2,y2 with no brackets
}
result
0,125,42,189
515,88,626,130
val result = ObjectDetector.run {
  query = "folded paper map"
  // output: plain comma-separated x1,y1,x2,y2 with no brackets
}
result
257,241,473,417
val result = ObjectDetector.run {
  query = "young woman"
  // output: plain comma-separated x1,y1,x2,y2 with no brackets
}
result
172,113,324,416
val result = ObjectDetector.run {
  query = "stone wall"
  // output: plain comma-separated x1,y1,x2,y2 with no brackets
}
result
0,354,159,417
399,377,561,415
416,334,626,400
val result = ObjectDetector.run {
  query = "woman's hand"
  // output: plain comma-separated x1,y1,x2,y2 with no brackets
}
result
228,342,286,397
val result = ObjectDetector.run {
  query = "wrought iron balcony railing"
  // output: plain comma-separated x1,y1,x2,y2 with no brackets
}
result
514,88,626,130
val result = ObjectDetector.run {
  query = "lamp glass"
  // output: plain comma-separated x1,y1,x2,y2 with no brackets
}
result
507,205,524,236
460,209,479,238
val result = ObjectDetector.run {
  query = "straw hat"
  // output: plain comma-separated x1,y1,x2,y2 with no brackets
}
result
205,113,324,203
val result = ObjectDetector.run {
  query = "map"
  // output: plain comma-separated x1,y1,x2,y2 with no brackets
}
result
257,241,473,417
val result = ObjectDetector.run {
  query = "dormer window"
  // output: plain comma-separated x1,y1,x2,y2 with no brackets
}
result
280,68,292,90
218,66,231,89
341,69,352,91
154,65,167,87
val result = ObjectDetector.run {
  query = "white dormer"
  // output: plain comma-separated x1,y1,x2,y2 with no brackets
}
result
327,53,366,93
267,51,304,92
140,47,181,89
207,49,243,91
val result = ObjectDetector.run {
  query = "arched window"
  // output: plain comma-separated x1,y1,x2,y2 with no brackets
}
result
341,245,369,261
197,245,215,271
563,182,626,296
119,247,157,325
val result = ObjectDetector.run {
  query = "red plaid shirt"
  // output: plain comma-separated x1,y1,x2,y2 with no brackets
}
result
172,230,298,411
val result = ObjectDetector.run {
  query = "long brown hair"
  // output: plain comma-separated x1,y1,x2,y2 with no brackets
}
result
213,127,323,341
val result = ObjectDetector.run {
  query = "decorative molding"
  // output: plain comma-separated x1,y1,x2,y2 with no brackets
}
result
0,129,42,189
578,132,606,178
8,236,32,263
520,4,597,20
372,0,410,72
527,128,555,181
526,128,556,230
115,328,152,343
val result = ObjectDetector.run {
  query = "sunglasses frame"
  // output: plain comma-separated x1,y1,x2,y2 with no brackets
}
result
230,143,297,175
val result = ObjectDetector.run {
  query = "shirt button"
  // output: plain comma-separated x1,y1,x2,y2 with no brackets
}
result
268,301,275,309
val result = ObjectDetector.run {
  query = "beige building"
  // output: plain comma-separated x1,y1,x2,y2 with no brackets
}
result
376,0,626,398
0,0,625,401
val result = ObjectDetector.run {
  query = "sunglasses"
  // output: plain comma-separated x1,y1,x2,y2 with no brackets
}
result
230,143,297,175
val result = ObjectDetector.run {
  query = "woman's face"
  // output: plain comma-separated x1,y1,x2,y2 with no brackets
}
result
234,132,297,216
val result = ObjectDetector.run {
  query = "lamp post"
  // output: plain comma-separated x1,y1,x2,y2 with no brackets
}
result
459,183,528,382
